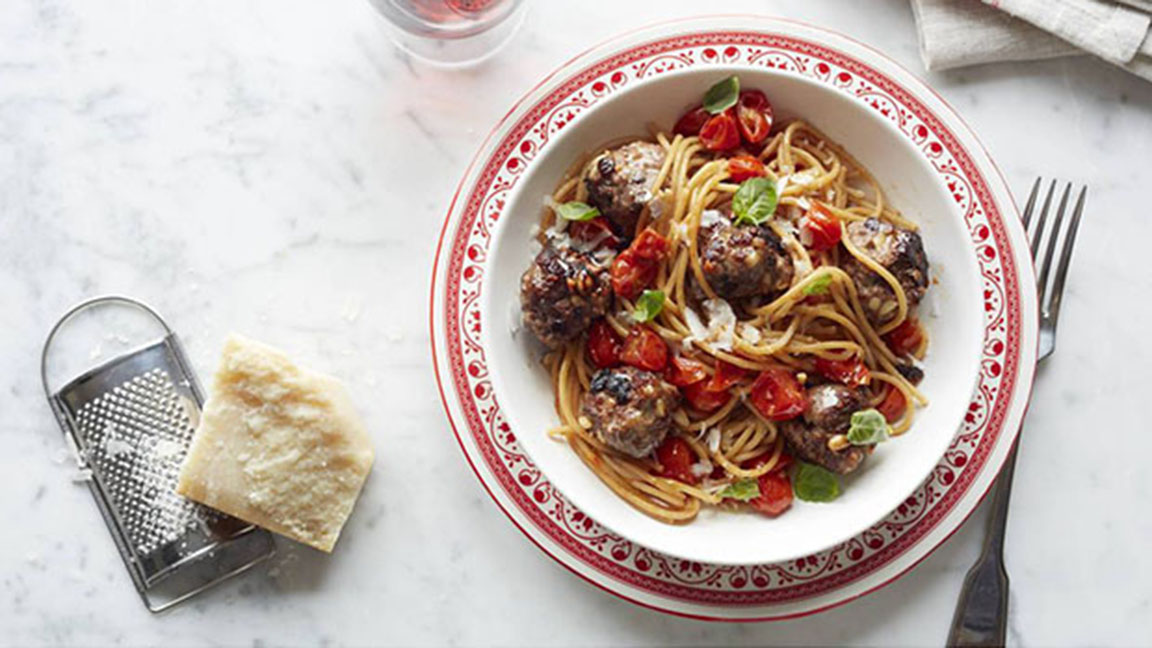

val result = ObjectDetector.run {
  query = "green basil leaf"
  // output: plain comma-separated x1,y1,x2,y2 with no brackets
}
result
719,478,761,502
703,75,740,114
631,289,665,323
556,201,600,221
732,177,778,226
803,273,832,296
846,408,891,445
793,462,841,503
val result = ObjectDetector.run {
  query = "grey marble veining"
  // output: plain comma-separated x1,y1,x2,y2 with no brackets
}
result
2,0,1150,646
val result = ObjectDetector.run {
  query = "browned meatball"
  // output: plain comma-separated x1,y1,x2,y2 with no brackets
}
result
697,215,794,300
584,141,666,240
582,367,680,458
520,244,611,349
780,384,867,475
841,218,929,326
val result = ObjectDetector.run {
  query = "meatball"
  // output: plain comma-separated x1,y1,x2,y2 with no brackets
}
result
841,218,929,326
585,141,666,239
804,384,863,431
780,384,868,475
520,244,611,349
582,367,680,458
696,214,794,300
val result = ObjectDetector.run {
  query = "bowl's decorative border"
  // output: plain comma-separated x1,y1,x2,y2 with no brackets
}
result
436,32,1022,607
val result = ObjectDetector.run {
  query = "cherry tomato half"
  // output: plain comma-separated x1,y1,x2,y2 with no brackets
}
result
587,319,622,369
610,229,669,299
727,155,767,182
699,110,741,151
568,217,619,251
877,383,907,424
801,203,842,252
655,436,698,484
681,380,731,413
673,105,710,137
884,317,924,357
620,326,669,372
708,360,748,392
736,90,774,144
814,355,871,387
748,369,808,421
749,470,793,516
664,355,709,387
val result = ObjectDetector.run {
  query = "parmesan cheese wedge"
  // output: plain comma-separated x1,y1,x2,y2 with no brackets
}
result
177,334,374,553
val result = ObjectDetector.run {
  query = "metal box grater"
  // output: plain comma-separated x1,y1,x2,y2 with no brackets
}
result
41,296,275,612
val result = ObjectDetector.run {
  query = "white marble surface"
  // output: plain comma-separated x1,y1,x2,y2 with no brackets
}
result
2,1,1150,646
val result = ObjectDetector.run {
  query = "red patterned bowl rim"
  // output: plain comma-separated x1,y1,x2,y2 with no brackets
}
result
430,16,1038,621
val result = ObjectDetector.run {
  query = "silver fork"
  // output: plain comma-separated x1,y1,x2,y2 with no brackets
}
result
947,179,1087,647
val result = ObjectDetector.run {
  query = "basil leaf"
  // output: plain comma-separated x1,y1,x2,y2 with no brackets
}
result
632,289,665,323
846,408,891,445
719,478,760,502
803,273,832,296
556,201,600,221
703,75,740,114
793,462,841,502
732,177,778,226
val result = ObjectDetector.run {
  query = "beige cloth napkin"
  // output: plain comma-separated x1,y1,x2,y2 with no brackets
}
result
911,0,1152,81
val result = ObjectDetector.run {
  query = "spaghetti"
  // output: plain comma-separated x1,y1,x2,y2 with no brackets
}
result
523,77,930,524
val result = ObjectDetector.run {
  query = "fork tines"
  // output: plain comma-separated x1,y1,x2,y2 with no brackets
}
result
1021,179,1087,321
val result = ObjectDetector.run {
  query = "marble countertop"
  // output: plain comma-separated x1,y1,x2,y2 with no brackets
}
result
3,1,1150,645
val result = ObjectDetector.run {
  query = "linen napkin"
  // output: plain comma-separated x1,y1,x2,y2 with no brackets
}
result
911,0,1152,81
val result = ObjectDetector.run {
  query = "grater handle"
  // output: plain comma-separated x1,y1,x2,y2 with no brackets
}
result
40,295,175,401
41,295,177,467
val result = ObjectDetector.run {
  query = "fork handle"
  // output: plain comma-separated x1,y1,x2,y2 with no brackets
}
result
947,442,1019,646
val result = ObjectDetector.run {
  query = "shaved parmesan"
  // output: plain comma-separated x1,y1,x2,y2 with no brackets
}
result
702,299,737,352
740,323,762,344
706,428,721,454
690,459,714,478
701,209,728,228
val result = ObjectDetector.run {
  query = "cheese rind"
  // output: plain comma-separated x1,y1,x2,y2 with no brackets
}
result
177,334,374,552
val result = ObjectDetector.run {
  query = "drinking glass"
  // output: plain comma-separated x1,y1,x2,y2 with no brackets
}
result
366,0,526,67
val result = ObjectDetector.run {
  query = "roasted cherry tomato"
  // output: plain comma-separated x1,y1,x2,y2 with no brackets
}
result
699,110,741,151
749,470,793,516
748,369,808,421
664,355,709,387
801,203,842,252
727,155,767,182
815,355,871,387
884,317,924,357
708,360,748,392
681,380,731,412
620,326,669,372
568,217,619,250
877,383,908,423
673,105,711,137
610,229,669,299
655,436,698,484
736,90,774,144
587,319,622,369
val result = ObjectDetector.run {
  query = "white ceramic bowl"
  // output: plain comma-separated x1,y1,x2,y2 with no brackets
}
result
481,66,986,566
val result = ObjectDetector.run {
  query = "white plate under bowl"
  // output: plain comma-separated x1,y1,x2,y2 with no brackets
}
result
432,15,1036,619
484,66,984,567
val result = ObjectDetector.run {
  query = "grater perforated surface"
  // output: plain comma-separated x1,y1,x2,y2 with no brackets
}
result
74,366,216,556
